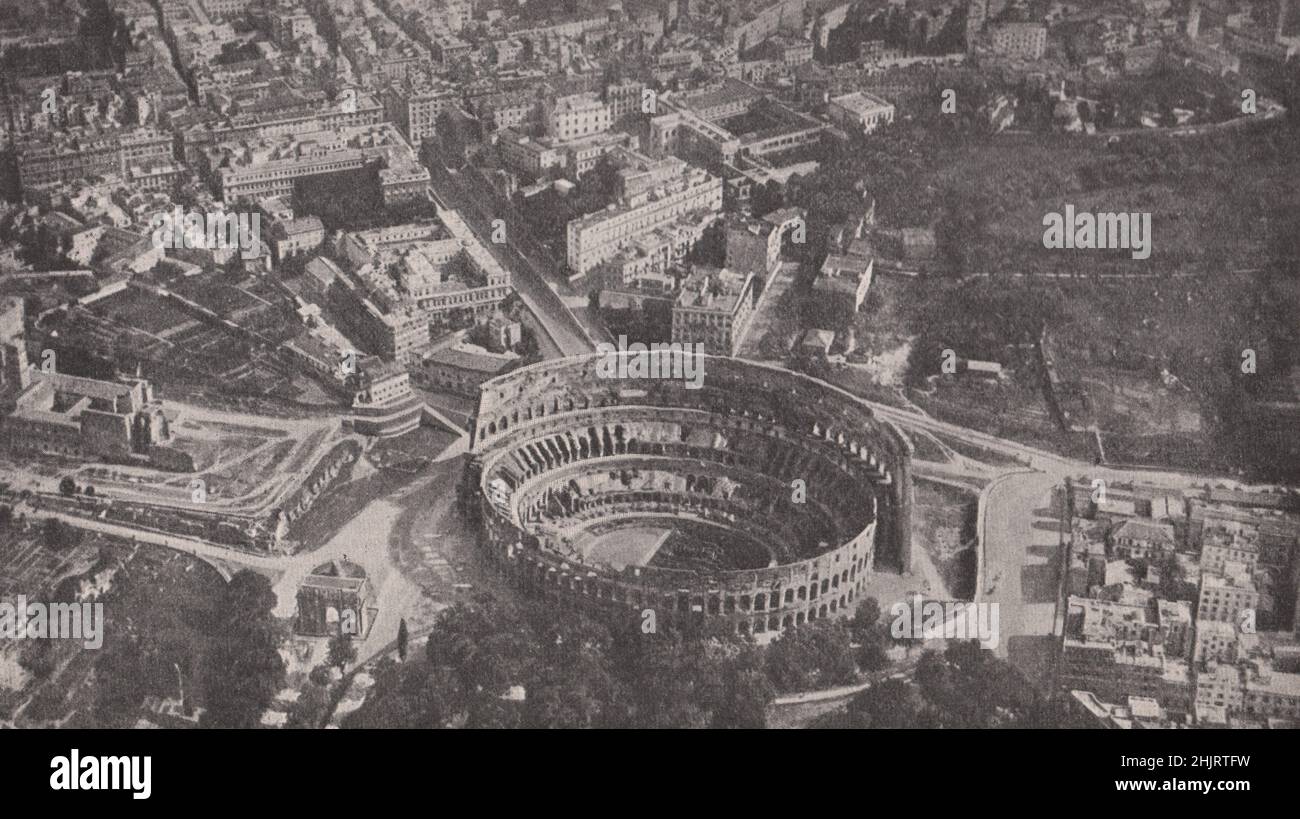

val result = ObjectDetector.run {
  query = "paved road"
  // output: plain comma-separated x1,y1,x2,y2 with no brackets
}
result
23,434,468,620
975,471,1063,687
12,501,282,580
32,349,1273,695
423,156,596,357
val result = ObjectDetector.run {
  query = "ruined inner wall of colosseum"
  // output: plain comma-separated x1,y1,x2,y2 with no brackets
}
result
464,355,913,637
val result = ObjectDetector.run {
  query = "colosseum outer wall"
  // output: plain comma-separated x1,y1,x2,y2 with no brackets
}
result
464,354,913,636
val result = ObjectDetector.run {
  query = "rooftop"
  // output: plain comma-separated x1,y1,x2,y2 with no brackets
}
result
829,90,895,115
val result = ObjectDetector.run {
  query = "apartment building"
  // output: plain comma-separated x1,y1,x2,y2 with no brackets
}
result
211,123,428,204
671,267,756,357
1109,519,1177,560
383,80,461,145
988,21,1048,60
175,88,385,165
1061,596,1193,715
330,220,510,363
479,89,539,132
725,0,808,53
1242,666,1300,720
14,126,173,191
1194,620,1241,664
1195,661,1245,713
544,92,612,141
1197,567,1259,624
604,79,647,121
813,254,874,320
566,166,723,277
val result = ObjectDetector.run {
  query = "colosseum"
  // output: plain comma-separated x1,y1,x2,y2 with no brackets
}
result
462,353,913,638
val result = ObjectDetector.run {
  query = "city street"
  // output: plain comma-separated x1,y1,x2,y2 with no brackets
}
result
976,470,1065,689
423,148,598,358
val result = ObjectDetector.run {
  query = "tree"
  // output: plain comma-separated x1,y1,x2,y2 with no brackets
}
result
201,619,286,728
397,618,409,661
41,518,79,551
329,632,357,671
712,653,775,729
850,597,882,639
285,680,332,729
844,678,925,728
751,179,784,218
58,476,77,496
765,623,858,693
216,570,278,631
857,639,890,672
200,570,286,728
426,598,534,696
94,638,149,727
344,661,461,729
18,639,56,678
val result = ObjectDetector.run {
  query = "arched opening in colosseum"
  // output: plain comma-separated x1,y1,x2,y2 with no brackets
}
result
470,357,911,644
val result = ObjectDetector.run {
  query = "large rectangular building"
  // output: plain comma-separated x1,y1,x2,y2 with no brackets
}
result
14,126,173,192
826,92,896,134
671,268,757,357
987,21,1048,60
544,92,613,141
210,122,429,204
382,80,461,145
566,163,723,277
330,220,511,365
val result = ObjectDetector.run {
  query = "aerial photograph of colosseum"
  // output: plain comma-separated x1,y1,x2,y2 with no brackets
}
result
1,0,1299,737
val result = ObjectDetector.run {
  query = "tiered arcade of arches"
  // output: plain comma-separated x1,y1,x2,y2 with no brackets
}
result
465,355,913,638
